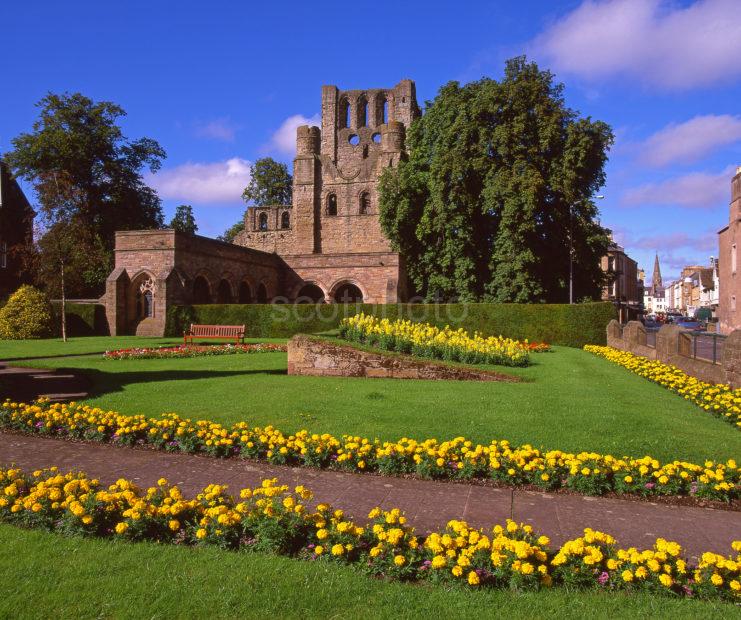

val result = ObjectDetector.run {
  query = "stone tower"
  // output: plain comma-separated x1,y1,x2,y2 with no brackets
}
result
651,253,663,296
291,79,420,255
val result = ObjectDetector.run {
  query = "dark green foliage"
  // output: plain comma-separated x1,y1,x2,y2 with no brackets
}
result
169,205,198,234
50,302,108,336
242,157,292,207
165,302,616,348
217,221,245,243
5,92,165,296
379,57,613,303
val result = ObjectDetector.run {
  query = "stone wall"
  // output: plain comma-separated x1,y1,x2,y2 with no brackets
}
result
605,320,739,386
287,335,521,382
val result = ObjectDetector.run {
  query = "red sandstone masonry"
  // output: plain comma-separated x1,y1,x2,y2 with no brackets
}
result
287,335,521,382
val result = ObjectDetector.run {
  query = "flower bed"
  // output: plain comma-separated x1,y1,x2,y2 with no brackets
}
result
339,314,550,367
2,400,738,502
584,345,741,430
0,466,738,601
103,343,286,360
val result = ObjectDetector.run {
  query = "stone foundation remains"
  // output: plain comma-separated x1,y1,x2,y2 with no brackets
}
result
287,335,521,382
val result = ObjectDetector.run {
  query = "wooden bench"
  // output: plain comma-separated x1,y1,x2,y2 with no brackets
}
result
184,324,245,345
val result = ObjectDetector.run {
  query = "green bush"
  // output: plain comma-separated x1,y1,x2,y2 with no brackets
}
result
0,285,53,339
50,302,109,336
165,302,615,348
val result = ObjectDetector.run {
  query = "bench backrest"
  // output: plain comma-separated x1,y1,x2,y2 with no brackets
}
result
189,324,245,337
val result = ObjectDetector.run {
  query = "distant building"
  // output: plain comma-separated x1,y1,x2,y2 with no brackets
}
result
0,161,34,299
600,239,640,322
717,168,741,332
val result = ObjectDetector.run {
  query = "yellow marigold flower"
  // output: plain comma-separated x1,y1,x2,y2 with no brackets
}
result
196,528,207,539
467,571,480,586
622,570,634,582
168,519,180,531
451,565,463,577
393,555,406,567
315,545,324,555
331,544,344,556
114,522,128,534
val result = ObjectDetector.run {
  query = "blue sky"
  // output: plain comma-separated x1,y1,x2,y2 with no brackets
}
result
3,0,741,283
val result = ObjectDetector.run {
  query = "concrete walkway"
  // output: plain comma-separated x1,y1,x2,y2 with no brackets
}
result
1,433,739,560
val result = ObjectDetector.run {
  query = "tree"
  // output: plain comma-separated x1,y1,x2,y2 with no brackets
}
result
169,205,198,234
219,157,292,244
218,221,245,243
379,57,613,303
4,92,165,296
242,157,292,206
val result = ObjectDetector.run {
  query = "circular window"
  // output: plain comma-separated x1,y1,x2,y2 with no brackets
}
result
372,132,381,144
348,134,360,146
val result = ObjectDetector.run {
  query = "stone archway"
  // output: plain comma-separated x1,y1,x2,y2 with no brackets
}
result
193,275,211,304
332,281,364,303
238,281,253,304
295,283,326,303
257,282,269,303
216,279,233,304
127,272,157,333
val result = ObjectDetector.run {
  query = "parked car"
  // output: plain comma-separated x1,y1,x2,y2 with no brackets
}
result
675,318,705,331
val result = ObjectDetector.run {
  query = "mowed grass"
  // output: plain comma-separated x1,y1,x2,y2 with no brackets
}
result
1,337,740,463
0,525,736,620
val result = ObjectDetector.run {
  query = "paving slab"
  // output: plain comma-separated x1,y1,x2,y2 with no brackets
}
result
0,432,738,560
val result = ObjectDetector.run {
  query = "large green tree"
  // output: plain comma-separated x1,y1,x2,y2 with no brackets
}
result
379,57,613,303
241,157,292,206
220,157,292,242
169,204,198,234
5,92,165,296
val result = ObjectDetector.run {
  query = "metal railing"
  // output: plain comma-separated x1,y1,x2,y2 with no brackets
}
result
678,331,727,365
645,327,659,348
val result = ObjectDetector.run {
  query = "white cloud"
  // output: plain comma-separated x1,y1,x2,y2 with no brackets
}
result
621,165,736,209
532,0,741,90
147,158,251,204
639,115,741,167
264,114,320,155
194,118,238,142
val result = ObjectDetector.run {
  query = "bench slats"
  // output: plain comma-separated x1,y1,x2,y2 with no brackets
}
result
184,324,245,345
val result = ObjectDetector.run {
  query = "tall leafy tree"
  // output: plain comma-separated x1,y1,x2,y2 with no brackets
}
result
4,92,165,296
379,57,613,303
220,157,292,243
169,204,198,234
242,157,292,206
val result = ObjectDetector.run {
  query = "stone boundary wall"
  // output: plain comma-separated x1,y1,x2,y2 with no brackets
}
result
606,320,741,387
287,335,521,382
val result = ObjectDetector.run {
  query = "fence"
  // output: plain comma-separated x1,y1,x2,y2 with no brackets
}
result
678,331,726,365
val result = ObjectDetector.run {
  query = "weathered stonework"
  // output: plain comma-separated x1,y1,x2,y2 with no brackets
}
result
605,322,738,386
105,80,421,335
287,335,521,382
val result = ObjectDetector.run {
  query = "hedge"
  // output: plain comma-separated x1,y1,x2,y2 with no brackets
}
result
166,302,616,348
50,302,109,337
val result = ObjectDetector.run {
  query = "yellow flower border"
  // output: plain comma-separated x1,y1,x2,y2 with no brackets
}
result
1,465,739,601
584,345,741,429
2,399,738,502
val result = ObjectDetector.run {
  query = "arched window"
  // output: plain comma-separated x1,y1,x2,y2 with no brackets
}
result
376,94,388,125
333,282,363,303
143,291,153,317
193,276,211,304
327,194,337,216
339,98,350,129
359,192,370,215
257,283,268,303
258,212,268,231
281,211,290,229
295,283,325,304
216,279,232,304
357,96,368,127
238,281,252,304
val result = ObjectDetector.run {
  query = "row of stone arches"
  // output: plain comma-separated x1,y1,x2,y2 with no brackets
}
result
192,275,269,305
294,280,364,304
339,93,389,129
325,191,371,216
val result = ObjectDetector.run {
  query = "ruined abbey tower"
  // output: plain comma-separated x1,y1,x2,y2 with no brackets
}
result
235,79,420,302
105,80,419,336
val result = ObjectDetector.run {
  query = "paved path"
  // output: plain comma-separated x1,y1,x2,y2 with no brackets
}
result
2,433,739,560
0,364,89,402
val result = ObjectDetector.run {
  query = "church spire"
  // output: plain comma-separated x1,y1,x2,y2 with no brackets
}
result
652,253,662,295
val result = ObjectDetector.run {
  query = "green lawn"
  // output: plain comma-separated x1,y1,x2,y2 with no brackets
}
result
0,525,735,620
1,336,740,463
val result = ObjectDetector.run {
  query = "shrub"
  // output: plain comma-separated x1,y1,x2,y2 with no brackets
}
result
50,302,109,336
165,302,616,348
0,285,53,339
